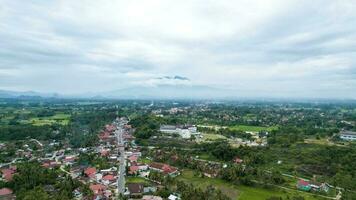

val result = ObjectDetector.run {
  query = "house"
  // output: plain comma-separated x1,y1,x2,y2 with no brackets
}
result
144,186,157,193
128,183,144,197
149,162,179,176
1,168,15,182
42,160,61,169
139,171,150,178
142,195,163,200
233,157,243,164
102,174,116,184
100,150,110,157
105,124,116,132
90,184,106,196
309,181,330,192
84,167,96,178
63,156,76,165
100,167,117,173
168,194,180,200
123,133,135,141
128,155,138,163
129,166,140,175
296,179,329,192
138,164,148,171
73,189,83,199
340,131,356,141
0,188,13,200
98,131,111,140
297,179,311,191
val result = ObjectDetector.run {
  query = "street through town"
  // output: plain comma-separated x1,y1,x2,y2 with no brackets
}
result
116,119,126,195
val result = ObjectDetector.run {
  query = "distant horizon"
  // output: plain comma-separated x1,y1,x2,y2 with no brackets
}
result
1,88,356,102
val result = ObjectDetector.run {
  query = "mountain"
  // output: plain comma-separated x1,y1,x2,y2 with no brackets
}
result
100,84,233,99
0,90,59,98
0,84,234,100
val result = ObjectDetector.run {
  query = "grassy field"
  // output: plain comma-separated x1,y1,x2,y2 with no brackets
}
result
1,113,71,126
126,177,151,186
177,170,325,200
27,113,71,126
229,125,278,132
202,133,227,141
138,157,152,164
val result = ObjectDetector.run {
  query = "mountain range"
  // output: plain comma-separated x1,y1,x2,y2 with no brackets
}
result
0,84,232,100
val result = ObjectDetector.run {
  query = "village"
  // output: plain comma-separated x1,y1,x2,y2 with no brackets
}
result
1,118,343,200
0,101,355,200
0,117,182,200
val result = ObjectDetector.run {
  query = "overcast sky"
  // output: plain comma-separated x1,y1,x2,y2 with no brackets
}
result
0,0,355,98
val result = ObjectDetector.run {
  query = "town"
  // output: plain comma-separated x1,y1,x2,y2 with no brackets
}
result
0,99,355,200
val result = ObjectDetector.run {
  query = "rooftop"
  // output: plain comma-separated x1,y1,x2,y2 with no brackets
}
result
340,131,356,136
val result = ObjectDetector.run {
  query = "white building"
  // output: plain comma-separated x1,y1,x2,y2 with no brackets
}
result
160,125,200,139
340,131,356,141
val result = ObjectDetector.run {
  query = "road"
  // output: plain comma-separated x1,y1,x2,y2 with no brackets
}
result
116,121,126,195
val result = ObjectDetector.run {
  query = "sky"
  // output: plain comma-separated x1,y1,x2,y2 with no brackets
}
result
0,0,355,98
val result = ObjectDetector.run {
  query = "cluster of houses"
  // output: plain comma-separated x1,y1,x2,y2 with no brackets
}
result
125,141,180,199
0,117,184,200
0,166,16,199
160,125,201,139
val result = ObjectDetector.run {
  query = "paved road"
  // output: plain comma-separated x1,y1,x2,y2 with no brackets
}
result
116,125,126,195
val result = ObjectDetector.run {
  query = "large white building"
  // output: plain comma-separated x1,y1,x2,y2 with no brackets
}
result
340,131,356,141
160,125,200,139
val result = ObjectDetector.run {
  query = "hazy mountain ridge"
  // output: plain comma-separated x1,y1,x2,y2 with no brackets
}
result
0,84,231,100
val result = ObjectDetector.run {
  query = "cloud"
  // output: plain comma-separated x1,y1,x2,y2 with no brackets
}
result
0,0,355,98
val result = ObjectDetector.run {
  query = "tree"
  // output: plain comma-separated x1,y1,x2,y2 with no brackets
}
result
18,187,50,200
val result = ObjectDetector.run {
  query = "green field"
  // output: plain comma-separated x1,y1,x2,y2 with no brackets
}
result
177,170,324,200
229,125,278,132
202,133,227,140
126,177,151,186
138,157,152,164
25,113,71,126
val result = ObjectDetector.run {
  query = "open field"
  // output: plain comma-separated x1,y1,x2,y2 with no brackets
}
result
138,157,152,164
198,124,278,132
177,170,325,200
201,133,227,140
229,125,278,132
126,177,149,184
25,113,71,126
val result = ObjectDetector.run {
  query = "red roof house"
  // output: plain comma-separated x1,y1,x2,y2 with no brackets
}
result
0,188,13,196
128,155,138,162
84,167,96,177
129,166,139,175
101,150,110,157
103,174,116,181
98,131,111,140
149,162,178,176
1,169,15,181
90,184,106,195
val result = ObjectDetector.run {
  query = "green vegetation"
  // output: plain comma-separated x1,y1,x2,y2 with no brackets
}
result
1,99,356,200
178,170,321,200
229,125,278,132
126,177,150,184
1,162,92,200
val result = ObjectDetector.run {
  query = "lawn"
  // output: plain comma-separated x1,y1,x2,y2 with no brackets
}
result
126,177,151,186
177,170,324,200
229,125,278,132
138,157,152,164
202,133,227,141
27,113,71,126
